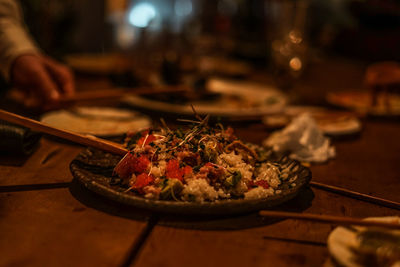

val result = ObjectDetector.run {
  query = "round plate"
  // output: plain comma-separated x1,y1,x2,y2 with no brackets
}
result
328,216,400,267
327,91,400,116
122,78,287,118
41,107,151,137
70,148,311,215
263,106,362,136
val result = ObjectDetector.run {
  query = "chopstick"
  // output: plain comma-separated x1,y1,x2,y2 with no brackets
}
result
61,85,189,103
0,109,128,156
259,210,400,229
310,181,400,211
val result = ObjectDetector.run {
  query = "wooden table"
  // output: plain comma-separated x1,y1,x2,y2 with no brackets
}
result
1,58,399,267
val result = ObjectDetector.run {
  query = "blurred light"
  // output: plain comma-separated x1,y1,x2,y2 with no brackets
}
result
288,30,302,44
128,2,157,28
116,23,136,49
175,0,192,17
289,57,302,71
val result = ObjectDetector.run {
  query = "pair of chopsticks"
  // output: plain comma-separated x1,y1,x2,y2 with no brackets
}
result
0,109,128,156
259,210,400,230
310,181,400,211
60,85,189,103
8,85,189,108
1,110,399,230
260,181,400,230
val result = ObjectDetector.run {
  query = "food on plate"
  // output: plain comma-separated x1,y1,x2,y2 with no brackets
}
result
123,78,287,118
328,216,400,267
365,61,400,111
112,117,299,202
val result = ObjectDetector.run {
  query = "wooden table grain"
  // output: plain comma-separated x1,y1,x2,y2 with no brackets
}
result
1,58,399,267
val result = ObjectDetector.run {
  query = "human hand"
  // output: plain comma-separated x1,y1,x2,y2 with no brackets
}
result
10,54,75,107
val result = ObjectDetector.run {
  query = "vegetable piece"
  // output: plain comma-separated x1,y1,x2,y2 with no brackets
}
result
160,179,184,200
165,159,193,181
137,134,157,146
224,171,242,188
132,155,150,173
131,173,155,191
114,153,136,178
166,159,183,181
126,131,142,149
182,166,193,176
255,180,270,189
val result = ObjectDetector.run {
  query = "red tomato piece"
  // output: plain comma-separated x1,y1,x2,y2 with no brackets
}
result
204,162,215,168
132,173,155,189
182,166,192,176
255,180,269,189
133,155,150,173
166,159,183,181
137,134,157,146
114,153,136,178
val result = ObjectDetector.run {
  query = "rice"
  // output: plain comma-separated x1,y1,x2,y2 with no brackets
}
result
244,187,275,199
181,178,229,202
255,162,281,189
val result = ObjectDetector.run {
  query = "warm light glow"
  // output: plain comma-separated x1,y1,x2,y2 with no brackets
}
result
128,2,157,28
289,57,302,71
288,30,302,44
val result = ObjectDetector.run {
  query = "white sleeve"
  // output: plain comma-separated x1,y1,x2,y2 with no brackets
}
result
0,0,39,81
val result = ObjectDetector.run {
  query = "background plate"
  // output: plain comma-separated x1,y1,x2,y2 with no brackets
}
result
41,107,151,137
328,216,400,267
327,91,400,116
122,78,287,118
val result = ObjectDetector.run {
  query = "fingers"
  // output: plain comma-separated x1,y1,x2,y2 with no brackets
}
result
42,56,75,96
11,55,59,103
32,63,61,102
11,54,76,108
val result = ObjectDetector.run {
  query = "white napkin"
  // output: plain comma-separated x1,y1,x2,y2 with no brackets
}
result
263,113,335,163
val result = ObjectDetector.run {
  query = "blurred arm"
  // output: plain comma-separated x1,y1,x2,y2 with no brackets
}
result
0,0,39,81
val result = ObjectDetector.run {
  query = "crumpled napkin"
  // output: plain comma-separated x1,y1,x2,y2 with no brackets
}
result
263,113,335,163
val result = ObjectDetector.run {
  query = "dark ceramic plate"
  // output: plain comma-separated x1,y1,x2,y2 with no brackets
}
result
70,148,312,215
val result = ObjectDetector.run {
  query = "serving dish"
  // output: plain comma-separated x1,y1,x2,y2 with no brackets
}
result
70,149,311,215
122,78,287,118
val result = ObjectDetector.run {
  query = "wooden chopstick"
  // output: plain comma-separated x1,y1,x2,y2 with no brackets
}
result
310,181,400,211
0,109,128,156
61,85,189,103
259,210,400,229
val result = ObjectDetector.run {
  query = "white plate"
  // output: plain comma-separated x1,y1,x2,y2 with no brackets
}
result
327,91,400,116
123,78,287,118
328,216,400,267
41,107,151,136
263,106,362,136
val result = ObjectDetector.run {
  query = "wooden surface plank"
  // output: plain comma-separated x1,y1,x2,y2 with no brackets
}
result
311,121,400,202
0,137,82,186
0,58,399,267
0,186,150,267
134,187,398,267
